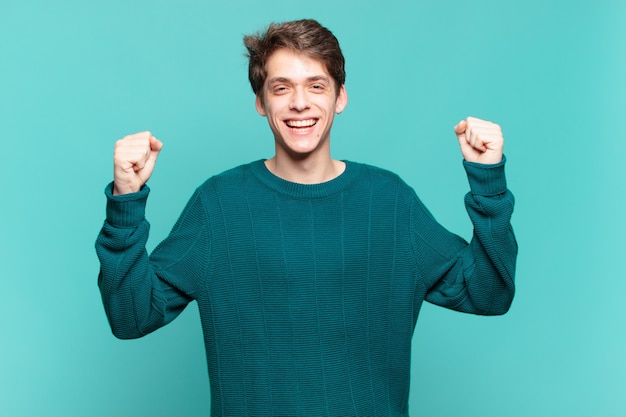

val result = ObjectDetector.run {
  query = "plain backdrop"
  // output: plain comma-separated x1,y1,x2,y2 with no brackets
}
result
1,0,624,416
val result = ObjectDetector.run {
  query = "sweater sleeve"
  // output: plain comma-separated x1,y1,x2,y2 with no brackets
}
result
411,157,517,315
95,183,210,339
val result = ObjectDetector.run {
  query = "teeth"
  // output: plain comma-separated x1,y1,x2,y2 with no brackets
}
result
286,119,316,128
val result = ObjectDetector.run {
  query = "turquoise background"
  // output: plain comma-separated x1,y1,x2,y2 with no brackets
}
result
1,0,624,415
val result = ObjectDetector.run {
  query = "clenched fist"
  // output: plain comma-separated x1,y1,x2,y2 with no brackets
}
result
454,117,504,165
113,131,163,195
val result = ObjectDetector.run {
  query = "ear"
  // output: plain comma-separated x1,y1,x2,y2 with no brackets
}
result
335,85,348,114
255,94,266,117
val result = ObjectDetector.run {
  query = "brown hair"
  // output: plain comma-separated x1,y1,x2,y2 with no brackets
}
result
243,19,346,96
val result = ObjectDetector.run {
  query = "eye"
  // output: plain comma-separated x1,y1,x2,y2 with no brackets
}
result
272,86,289,95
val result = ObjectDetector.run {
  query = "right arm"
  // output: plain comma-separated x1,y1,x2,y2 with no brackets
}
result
95,132,205,339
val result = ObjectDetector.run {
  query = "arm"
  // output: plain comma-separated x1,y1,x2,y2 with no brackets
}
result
413,159,517,315
414,117,517,315
95,132,207,338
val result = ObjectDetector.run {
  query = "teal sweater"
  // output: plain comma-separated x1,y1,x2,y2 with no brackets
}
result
96,159,517,416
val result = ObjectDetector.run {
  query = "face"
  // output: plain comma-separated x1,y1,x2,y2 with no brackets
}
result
255,48,348,160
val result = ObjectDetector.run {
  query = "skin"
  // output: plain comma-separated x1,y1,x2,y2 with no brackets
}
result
254,48,348,184
454,116,504,165
112,132,162,196
112,51,504,194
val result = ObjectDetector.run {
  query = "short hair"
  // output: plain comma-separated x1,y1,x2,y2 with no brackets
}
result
243,19,346,96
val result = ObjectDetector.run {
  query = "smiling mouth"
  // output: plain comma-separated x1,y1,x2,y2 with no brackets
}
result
285,119,318,129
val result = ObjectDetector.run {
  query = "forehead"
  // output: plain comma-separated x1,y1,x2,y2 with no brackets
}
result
265,48,331,81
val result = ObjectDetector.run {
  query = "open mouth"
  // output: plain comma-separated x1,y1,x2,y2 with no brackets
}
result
285,119,318,129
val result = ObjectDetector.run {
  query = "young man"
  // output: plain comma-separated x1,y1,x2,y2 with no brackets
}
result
96,19,517,416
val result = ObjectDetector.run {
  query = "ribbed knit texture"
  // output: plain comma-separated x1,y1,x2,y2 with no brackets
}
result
96,159,517,416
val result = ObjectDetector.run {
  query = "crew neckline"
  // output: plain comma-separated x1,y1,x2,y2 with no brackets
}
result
248,159,361,199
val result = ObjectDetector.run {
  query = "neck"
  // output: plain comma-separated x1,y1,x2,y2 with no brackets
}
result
265,153,345,184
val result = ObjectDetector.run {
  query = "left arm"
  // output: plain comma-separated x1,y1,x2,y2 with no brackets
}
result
415,117,517,315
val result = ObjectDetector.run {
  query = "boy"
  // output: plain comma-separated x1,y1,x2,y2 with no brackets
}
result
96,19,517,416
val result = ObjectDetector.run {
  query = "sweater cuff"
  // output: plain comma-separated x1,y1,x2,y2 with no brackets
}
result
104,182,150,228
463,156,508,196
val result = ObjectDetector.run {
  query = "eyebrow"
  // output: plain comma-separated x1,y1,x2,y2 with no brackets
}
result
267,75,331,86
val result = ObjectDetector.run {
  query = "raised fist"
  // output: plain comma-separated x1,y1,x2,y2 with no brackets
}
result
454,117,504,165
113,131,163,195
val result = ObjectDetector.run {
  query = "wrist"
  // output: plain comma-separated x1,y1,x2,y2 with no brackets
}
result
105,182,150,227
113,181,141,196
463,156,508,196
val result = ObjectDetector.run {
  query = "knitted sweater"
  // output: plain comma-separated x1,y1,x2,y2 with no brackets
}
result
96,159,517,416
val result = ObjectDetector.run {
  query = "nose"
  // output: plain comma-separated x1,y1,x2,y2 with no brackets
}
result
289,87,310,112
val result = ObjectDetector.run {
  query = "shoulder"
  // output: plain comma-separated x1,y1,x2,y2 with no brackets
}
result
196,160,260,192
348,161,415,194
